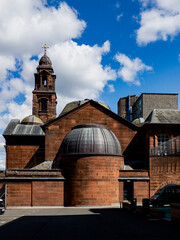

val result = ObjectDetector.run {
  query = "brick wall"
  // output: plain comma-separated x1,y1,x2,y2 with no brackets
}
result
32,181,64,206
119,170,149,177
6,145,44,169
150,156,180,197
6,180,64,206
133,181,149,202
119,182,124,202
6,183,31,206
61,155,124,206
45,103,136,161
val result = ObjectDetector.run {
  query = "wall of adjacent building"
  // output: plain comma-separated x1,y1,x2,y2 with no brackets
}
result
149,156,180,197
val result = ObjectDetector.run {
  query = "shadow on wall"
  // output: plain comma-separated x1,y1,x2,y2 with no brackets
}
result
0,208,179,240
0,184,5,200
25,147,45,169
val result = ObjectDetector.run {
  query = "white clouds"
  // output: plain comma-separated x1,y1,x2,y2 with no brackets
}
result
21,56,38,84
108,84,115,93
48,41,116,110
117,14,123,22
115,53,152,85
0,55,16,82
137,0,180,45
0,0,86,55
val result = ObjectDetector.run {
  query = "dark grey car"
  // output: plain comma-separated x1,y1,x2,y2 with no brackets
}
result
150,184,180,207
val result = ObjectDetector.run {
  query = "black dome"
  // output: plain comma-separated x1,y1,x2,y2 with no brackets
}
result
39,54,52,66
60,123,122,156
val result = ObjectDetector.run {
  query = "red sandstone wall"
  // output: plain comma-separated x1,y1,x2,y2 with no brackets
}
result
150,156,180,197
45,103,136,161
61,155,124,206
134,181,149,202
119,182,124,202
6,181,64,206
6,145,44,169
6,183,31,206
119,170,149,177
32,181,64,206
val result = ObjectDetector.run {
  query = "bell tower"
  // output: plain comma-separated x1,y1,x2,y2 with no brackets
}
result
32,45,57,123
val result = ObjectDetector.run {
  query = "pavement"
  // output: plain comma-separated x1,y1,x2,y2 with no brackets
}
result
0,207,179,240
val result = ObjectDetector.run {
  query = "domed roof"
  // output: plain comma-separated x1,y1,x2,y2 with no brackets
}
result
39,54,52,66
60,123,122,156
60,100,110,116
21,115,44,125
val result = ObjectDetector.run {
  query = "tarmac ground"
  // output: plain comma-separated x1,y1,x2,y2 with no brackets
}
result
0,207,179,240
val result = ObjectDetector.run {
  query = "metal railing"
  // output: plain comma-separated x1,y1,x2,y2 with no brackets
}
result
150,135,180,156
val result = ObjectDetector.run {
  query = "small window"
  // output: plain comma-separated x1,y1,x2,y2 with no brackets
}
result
157,134,169,156
39,98,48,111
158,134,169,145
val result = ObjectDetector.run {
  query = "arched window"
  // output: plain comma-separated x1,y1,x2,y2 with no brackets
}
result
42,75,47,87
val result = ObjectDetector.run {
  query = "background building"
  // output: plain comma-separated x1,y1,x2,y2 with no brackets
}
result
118,95,138,121
132,93,178,121
118,93,178,122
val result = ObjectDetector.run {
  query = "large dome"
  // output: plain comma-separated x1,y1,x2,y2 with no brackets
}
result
60,123,122,156
39,54,52,66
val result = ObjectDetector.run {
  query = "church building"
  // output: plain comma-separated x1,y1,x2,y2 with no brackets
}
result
1,49,180,207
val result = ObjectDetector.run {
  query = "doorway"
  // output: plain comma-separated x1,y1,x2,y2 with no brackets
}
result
124,180,134,201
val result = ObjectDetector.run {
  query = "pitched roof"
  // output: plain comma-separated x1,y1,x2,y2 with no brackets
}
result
59,99,110,116
145,109,180,124
3,119,45,136
43,99,138,131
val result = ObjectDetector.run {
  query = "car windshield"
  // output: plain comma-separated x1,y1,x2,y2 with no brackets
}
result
154,187,164,195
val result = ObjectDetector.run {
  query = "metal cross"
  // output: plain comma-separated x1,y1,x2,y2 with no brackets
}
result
42,44,49,55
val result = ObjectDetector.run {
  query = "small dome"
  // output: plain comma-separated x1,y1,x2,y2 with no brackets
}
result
60,100,110,116
21,115,44,125
60,123,122,156
39,54,52,66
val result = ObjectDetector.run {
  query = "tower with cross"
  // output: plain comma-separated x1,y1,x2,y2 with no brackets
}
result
32,45,57,123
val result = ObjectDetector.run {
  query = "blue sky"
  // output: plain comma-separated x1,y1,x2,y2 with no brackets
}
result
0,0,180,168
